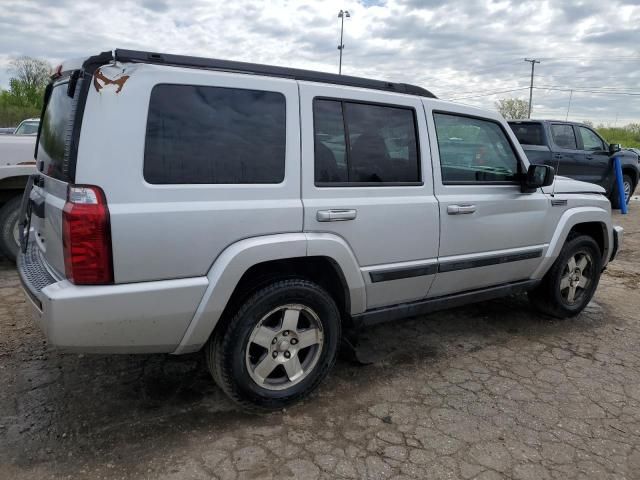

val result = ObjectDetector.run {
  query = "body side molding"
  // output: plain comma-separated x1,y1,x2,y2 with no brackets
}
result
353,279,539,328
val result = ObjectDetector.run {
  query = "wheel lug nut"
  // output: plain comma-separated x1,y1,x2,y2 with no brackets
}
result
283,331,289,336
272,351,278,358
272,338,277,344
291,338,298,345
284,351,291,359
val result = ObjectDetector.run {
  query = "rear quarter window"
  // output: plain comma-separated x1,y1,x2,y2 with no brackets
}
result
144,84,286,184
508,123,544,146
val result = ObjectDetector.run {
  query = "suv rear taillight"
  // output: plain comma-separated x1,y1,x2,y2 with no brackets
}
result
62,185,113,285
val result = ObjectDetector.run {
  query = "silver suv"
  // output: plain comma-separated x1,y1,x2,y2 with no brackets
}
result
18,50,623,410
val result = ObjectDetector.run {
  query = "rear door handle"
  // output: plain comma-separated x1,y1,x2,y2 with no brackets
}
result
447,204,476,215
585,155,593,160
316,209,357,222
553,153,562,159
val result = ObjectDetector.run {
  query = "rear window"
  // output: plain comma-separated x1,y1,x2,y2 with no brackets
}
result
37,81,76,181
508,122,544,146
144,84,286,184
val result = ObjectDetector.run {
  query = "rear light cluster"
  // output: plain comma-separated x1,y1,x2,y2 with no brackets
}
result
62,185,113,285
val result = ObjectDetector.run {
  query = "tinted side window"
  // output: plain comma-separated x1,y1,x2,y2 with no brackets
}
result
551,124,577,149
578,126,605,151
433,113,519,183
509,123,544,145
144,84,286,184
313,100,348,183
313,100,420,185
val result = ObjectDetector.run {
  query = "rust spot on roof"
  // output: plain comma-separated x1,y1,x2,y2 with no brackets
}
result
93,68,130,93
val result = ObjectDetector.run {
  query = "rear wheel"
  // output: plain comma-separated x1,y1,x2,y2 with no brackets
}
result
0,196,22,262
207,279,341,411
529,235,602,318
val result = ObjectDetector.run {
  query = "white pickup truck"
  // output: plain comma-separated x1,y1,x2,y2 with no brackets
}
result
0,119,38,260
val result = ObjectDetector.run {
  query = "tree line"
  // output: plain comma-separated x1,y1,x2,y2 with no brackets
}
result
0,57,51,127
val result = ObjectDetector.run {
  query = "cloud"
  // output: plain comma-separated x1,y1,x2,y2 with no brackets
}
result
0,0,638,125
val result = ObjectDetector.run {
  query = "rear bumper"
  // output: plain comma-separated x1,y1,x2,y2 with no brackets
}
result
610,225,623,262
18,244,208,353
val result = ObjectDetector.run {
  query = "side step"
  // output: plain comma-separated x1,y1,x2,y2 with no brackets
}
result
352,279,539,329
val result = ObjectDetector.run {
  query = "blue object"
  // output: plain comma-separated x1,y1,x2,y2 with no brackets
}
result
613,156,628,214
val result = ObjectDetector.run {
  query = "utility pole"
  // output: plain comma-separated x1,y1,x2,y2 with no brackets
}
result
524,58,540,118
338,10,350,75
565,89,573,121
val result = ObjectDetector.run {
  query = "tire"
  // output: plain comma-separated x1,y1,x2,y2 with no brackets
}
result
528,235,602,319
207,279,341,411
611,174,633,209
0,196,22,262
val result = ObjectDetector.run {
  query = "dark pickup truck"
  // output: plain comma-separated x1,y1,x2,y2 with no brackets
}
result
508,120,639,208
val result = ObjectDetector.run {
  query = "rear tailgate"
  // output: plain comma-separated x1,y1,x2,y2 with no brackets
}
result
29,72,86,277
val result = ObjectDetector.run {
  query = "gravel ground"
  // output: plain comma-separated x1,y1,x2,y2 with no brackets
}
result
1,207,639,480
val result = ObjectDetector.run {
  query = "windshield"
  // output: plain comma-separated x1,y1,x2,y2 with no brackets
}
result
37,81,75,181
15,121,40,135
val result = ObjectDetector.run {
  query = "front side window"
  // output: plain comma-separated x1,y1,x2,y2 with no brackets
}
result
578,126,605,151
144,84,286,184
433,113,519,183
313,99,420,185
551,124,578,150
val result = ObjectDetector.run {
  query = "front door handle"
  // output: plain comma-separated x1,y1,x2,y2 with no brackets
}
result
317,209,357,222
447,204,476,215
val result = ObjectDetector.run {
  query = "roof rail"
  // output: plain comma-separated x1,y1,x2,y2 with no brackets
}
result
113,49,436,99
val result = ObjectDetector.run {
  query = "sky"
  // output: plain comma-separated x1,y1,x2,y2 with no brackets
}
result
0,0,638,125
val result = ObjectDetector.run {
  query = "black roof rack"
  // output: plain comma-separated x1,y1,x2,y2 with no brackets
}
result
113,49,436,99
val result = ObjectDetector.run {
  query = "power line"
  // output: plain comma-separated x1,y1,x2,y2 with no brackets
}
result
446,87,529,101
534,86,640,96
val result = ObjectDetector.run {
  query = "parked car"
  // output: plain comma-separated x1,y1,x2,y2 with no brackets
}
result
13,118,40,135
0,121,38,260
0,128,15,135
508,120,639,208
18,49,623,410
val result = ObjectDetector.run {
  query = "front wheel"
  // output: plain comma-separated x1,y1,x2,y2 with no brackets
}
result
0,196,22,262
529,235,602,318
611,174,633,209
207,279,341,411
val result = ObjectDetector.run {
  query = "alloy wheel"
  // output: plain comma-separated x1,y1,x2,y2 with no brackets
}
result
623,180,631,204
559,251,593,305
245,304,324,391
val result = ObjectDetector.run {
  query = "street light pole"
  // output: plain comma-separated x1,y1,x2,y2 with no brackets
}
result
338,10,350,75
524,58,540,118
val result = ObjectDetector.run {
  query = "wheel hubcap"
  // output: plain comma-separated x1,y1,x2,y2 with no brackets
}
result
246,304,324,391
559,251,593,305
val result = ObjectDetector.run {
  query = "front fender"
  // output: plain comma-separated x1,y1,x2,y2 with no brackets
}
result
531,206,612,279
172,232,365,354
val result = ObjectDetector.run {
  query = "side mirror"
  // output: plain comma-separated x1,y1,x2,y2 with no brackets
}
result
609,143,621,154
522,164,555,192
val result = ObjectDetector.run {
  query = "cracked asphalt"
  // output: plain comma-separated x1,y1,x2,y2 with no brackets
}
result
1,206,640,480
